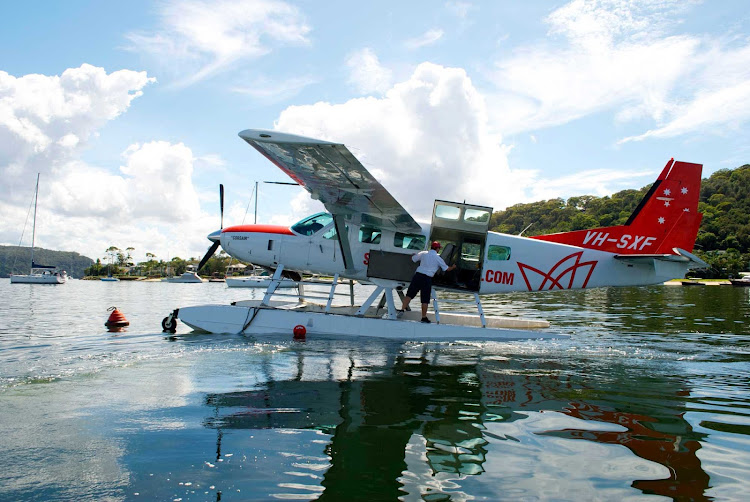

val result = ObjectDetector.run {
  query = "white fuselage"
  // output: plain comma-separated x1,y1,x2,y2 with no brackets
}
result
219,219,685,294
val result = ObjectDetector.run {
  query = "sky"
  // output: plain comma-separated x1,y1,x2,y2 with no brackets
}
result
1,0,749,264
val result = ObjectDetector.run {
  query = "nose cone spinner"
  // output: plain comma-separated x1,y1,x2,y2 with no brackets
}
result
207,229,222,242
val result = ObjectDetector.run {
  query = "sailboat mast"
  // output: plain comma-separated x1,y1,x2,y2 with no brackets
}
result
30,173,40,269
254,181,258,224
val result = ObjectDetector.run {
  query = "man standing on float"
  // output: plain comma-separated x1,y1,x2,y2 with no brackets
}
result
400,241,456,323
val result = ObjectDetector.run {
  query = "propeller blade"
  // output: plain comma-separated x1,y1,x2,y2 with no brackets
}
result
219,184,224,229
197,241,220,273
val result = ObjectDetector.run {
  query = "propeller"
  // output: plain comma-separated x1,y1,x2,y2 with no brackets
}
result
197,184,224,273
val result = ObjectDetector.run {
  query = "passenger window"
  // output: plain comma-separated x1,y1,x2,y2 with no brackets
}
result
435,204,461,220
359,226,381,244
488,245,511,261
464,208,490,223
394,232,426,250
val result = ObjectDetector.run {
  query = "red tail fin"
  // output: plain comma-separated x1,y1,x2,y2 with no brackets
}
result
532,159,703,254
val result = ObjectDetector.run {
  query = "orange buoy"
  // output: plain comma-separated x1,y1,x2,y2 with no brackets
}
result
105,306,129,329
293,324,306,340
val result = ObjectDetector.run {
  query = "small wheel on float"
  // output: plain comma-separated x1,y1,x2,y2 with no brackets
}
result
162,315,177,333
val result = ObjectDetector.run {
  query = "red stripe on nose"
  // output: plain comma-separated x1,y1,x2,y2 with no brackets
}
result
222,224,294,235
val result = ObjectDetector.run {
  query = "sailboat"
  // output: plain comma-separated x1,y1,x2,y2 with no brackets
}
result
10,174,68,284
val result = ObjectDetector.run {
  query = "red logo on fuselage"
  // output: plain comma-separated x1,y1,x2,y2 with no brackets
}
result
517,251,597,291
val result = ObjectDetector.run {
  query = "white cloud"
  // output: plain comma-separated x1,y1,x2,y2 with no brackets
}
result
0,64,153,201
126,0,311,87
0,65,217,262
32,141,209,261
619,43,750,143
265,61,657,225
529,168,655,201
488,0,750,142
404,29,445,50
229,74,318,102
346,48,393,95
272,62,533,223
445,1,473,20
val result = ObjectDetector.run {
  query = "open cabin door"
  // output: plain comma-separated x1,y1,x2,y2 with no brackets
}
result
430,200,493,292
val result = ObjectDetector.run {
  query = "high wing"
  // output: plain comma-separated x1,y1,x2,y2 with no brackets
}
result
239,129,420,233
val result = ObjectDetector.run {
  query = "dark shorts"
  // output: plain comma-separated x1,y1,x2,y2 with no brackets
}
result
406,272,433,304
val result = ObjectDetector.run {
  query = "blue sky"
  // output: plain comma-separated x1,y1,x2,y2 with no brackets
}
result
1,0,749,263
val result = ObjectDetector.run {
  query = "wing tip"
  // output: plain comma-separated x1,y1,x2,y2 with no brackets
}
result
238,129,338,146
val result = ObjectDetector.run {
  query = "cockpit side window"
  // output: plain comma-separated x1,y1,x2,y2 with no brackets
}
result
291,213,333,236
358,226,381,244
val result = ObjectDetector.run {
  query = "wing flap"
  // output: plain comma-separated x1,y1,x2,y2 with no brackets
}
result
240,129,421,233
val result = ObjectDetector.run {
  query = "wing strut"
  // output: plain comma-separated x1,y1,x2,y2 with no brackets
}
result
333,214,355,273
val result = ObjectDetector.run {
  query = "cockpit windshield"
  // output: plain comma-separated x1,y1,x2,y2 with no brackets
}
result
291,212,333,236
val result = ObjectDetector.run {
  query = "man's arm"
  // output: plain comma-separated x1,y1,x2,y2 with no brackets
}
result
437,256,456,272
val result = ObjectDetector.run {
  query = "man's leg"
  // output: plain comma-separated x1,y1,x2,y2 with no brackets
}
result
402,273,421,311
401,296,412,311
419,280,432,322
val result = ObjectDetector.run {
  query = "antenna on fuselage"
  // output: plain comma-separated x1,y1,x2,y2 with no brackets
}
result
519,222,533,236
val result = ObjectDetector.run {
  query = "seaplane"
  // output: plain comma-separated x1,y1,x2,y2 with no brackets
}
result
162,129,707,340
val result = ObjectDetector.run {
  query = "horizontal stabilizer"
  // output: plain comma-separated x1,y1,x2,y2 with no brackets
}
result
614,247,707,269
614,254,689,263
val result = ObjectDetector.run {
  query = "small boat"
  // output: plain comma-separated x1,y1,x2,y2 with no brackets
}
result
729,278,750,287
101,276,119,282
681,279,704,286
225,276,299,288
162,272,205,283
10,174,68,285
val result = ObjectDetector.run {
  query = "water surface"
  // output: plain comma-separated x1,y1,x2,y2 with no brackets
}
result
0,279,748,501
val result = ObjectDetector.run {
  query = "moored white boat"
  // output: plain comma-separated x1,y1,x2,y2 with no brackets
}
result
162,272,205,283
10,174,67,285
10,270,67,284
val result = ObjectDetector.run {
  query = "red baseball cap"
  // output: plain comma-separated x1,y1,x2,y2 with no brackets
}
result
431,241,441,250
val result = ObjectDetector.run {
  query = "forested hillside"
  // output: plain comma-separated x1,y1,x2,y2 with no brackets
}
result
0,246,93,279
490,164,750,277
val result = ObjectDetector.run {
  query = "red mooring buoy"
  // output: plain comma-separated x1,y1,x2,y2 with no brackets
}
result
293,324,306,340
105,306,129,329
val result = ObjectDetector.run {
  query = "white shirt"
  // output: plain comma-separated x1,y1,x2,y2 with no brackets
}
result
412,249,449,277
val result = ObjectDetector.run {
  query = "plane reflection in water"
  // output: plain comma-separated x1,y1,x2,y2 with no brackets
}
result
201,344,709,501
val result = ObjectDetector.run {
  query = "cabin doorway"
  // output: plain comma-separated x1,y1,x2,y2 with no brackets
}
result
429,200,492,292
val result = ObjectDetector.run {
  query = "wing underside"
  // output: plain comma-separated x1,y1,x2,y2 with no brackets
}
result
239,129,421,233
